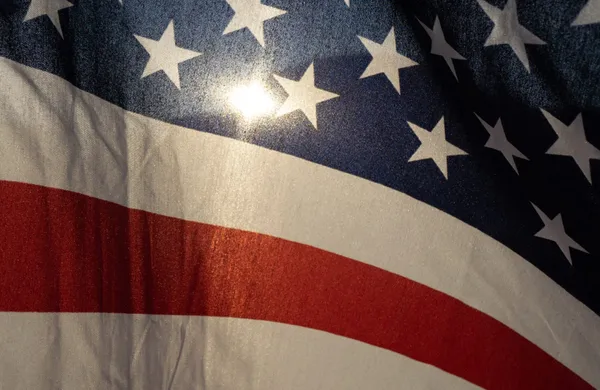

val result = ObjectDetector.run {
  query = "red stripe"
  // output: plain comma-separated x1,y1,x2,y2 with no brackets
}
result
0,180,590,389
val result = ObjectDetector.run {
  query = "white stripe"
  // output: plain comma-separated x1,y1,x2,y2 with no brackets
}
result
0,313,479,390
0,57,599,387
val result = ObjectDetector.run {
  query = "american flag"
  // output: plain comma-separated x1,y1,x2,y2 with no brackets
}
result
0,0,599,388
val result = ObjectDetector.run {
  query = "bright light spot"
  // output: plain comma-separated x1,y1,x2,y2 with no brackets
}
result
229,83,275,120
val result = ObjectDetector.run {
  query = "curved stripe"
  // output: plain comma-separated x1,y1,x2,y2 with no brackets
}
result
0,313,480,390
0,181,590,389
0,57,599,387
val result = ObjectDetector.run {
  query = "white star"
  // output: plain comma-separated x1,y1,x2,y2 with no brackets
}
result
474,113,528,173
416,16,465,80
134,20,202,89
273,63,339,130
477,0,545,72
358,27,418,94
223,0,286,47
345,0,350,6
573,0,600,26
24,0,73,38
406,117,468,179
531,203,588,265
541,109,600,184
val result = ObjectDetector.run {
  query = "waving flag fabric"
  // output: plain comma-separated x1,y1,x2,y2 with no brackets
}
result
0,0,599,388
